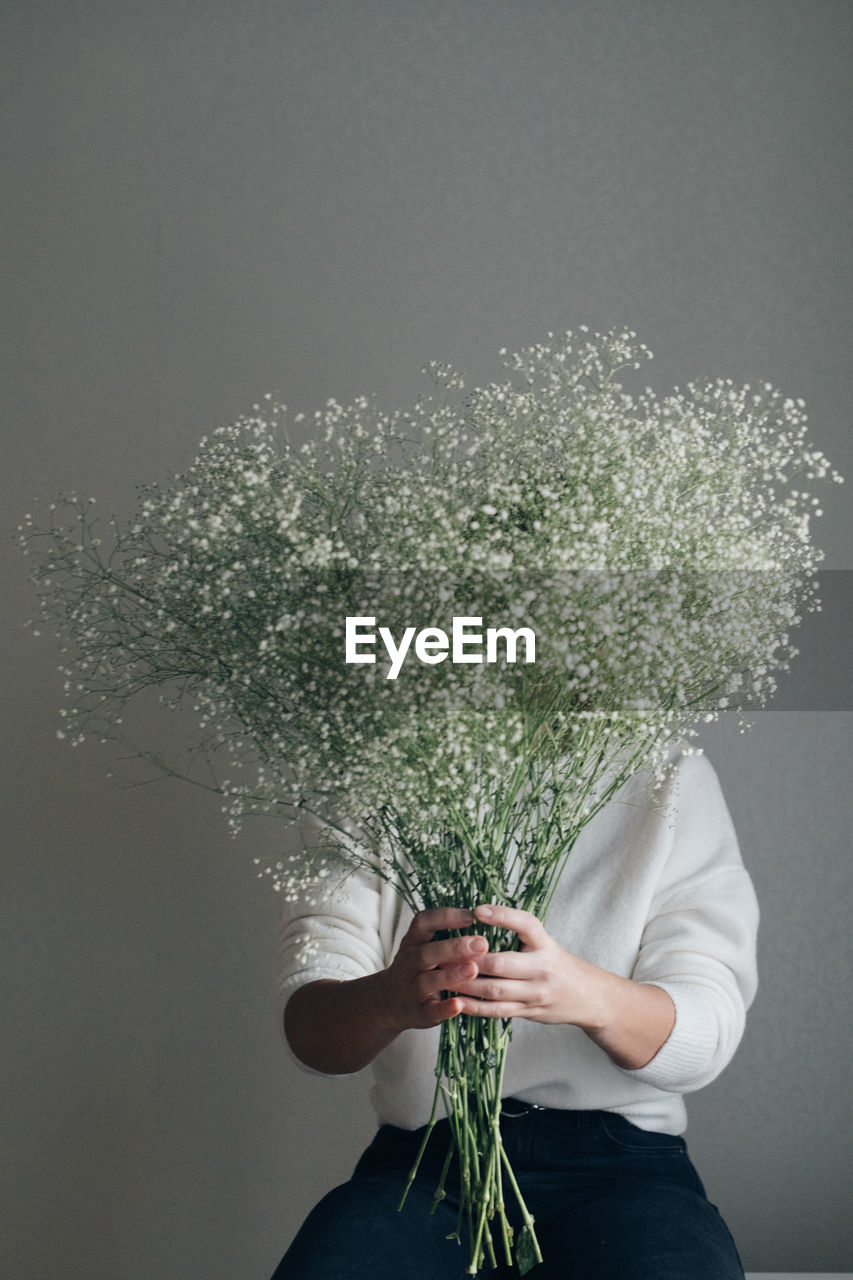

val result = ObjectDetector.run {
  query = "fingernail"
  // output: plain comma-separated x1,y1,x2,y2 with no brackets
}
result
477,905,494,920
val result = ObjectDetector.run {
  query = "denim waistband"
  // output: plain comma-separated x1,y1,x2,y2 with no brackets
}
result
360,1105,692,1187
499,1097,592,1125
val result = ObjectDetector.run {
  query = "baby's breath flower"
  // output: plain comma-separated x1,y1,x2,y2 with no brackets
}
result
21,327,839,900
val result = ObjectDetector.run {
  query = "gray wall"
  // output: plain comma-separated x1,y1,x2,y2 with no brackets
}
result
3,2,851,1275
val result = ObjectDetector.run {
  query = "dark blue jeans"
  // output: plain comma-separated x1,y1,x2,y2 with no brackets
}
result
270,1106,746,1279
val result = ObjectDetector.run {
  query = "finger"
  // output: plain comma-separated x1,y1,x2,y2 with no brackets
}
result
419,933,489,970
454,996,528,1020
474,903,548,948
405,907,476,945
450,975,532,1004
418,994,465,1026
416,959,479,1001
468,950,535,980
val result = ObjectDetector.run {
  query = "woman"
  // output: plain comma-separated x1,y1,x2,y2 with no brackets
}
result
270,745,758,1278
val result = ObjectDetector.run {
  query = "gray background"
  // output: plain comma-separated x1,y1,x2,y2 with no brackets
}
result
3,2,852,1275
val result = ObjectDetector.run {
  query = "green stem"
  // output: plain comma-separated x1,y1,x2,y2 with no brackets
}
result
398,1069,442,1212
499,1145,543,1268
429,1136,455,1214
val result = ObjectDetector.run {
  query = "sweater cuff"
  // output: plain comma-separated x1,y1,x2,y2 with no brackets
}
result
620,982,719,1091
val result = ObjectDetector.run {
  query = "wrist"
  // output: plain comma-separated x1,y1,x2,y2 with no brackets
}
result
563,955,617,1034
545,945,611,1030
582,972,677,1071
369,966,409,1038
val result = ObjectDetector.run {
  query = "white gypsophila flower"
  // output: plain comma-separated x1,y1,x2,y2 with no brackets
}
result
22,327,840,918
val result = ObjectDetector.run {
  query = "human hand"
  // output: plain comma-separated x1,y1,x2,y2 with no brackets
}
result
378,907,490,1033
449,903,605,1028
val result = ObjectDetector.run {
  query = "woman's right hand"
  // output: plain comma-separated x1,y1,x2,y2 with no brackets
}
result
379,907,489,1032
284,906,487,1074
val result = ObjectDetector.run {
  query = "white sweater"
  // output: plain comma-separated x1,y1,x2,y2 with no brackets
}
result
275,745,759,1136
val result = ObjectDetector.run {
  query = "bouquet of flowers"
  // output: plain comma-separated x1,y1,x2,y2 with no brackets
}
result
21,328,841,1273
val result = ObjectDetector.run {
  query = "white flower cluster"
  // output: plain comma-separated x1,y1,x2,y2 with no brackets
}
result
21,327,841,915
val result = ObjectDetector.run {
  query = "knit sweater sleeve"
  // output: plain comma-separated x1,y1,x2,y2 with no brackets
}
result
274,823,396,1076
275,871,386,1004
620,751,759,1093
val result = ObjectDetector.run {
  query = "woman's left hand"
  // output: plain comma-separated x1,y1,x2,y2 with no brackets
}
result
449,903,606,1028
450,903,676,1071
